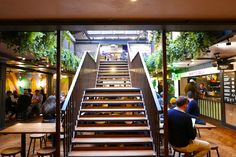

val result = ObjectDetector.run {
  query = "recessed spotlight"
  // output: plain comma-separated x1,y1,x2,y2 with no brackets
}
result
22,58,26,60
130,0,137,2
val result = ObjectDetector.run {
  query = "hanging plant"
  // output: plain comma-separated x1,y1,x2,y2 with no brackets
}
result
61,48,80,71
145,31,221,79
0,31,80,71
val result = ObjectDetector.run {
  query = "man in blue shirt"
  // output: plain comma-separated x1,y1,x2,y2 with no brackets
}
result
187,91,200,117
168,96,210,157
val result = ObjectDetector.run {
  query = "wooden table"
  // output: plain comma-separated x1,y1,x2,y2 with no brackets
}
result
195,122,216,129
195,122,216,137
0,123,56,157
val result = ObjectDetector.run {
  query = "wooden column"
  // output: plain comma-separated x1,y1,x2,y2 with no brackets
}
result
162,30,169,157
47,74,53,96
55,30,61,156
0,63,6,129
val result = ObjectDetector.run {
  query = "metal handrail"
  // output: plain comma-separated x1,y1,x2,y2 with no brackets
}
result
61,51,98,156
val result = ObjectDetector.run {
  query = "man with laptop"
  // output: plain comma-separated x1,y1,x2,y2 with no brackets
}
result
168,96,210,157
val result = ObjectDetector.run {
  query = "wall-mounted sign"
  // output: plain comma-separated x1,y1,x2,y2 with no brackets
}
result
218,64,234,70
224,72,236,104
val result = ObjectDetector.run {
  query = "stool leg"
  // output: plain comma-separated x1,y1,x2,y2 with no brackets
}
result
40,137,42,148
216,149,220,157
33,139,36,154
27,138,33,157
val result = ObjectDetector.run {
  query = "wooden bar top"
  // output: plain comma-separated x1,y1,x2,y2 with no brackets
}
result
0,123,56,134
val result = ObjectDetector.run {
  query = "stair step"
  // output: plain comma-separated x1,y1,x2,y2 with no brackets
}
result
98,76,130,79
82,100,143,104
81,107,144,112
84,93,141,97
100,63,128,65
75,126,150,132
68,150,156,157
99,68,129,70
72,137,152,144
86,87,140,91
96,83,131,85
98,69,129,72
78,116,147,121
72,146,153,151
98,73,129,76
97,79,130,82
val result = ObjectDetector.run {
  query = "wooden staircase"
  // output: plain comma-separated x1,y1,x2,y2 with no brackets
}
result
96,61,132,88
68,60,156,157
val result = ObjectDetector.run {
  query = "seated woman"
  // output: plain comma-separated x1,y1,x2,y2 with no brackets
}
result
41,95,56,123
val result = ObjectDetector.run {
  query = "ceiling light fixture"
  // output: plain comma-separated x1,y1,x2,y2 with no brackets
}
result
130,0,137,2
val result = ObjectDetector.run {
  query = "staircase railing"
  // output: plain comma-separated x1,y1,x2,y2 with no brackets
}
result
128,51,162,156
61,52,98,156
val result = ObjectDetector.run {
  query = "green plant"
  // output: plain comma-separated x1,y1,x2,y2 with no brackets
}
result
146,31,218,74
0,31,80,71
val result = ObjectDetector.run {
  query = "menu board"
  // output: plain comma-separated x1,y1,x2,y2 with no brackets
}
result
224,72,236,104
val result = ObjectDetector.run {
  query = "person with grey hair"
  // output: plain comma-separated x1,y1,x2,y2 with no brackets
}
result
168,96,210,156
41,95,56,122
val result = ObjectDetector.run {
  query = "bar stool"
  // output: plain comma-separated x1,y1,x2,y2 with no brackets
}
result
207,142,220,157
37,147,56,157
1,147,21,157
27,134,46,157
172,147,194,157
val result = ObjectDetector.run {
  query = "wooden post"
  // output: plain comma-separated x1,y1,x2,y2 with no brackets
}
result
55,30,61,156
0,63,6,129
162,30,169,157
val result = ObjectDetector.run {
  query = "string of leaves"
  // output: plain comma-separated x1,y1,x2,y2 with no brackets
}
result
0,31,80,71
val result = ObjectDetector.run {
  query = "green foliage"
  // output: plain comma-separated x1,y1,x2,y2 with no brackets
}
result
61,49,80,71
0,31,80,71
144,50,162,74
145,31,217,74
148,31,161,50
152,79,156,88
167,32,215,63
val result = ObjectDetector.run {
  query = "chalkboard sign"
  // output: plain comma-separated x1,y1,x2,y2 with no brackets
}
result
223,72,236,104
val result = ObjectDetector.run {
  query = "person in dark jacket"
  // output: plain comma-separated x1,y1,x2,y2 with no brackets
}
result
17,89,31,120
184,79,202,102
168,96,210,157
187,91,200,117
41,95,56,122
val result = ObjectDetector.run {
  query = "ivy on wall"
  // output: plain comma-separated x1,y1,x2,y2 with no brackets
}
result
0,31,80,71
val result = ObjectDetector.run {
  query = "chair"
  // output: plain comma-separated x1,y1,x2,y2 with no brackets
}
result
1,147,21,157
27,134,46,157
207,142,220,157
172,147,194,157
37,147,56,157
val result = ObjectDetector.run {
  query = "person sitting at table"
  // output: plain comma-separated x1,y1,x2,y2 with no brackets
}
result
41,95,56,123
168,96,210,157
17,89,31,120
169,97,177,109
187,91,200,117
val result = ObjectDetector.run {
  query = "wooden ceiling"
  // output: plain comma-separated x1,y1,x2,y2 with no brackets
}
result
0,0,236,31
